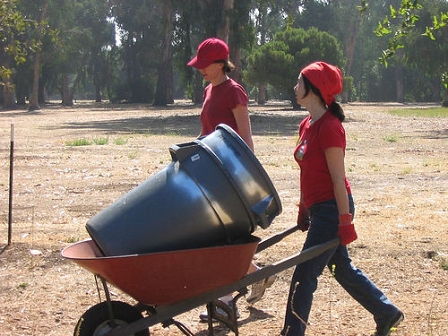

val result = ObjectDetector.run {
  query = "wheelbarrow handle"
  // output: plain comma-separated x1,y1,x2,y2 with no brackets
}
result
256,225,300,253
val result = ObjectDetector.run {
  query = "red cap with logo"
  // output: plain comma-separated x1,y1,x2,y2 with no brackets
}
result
301,61,343,107
188,38,229,69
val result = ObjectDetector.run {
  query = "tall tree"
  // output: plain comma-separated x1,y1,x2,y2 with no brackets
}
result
28,0,49,111
249,0,294,103
83,0,116,103
404,0,448,104
112,0,162,103
0,0,29,109
245,26,344,109
153,0,174,106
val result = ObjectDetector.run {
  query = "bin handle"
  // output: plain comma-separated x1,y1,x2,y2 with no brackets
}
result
169,142,200,162
251,195,276,229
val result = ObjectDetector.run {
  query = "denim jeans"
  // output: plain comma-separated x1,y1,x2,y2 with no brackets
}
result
281,196,399,336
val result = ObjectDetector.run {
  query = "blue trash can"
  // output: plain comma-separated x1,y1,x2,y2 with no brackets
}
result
86,124,282,256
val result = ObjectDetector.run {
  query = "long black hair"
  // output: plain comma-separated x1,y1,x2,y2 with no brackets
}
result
302,75,345,122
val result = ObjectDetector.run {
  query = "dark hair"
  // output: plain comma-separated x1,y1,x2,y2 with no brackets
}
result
302,75,345,122
215,59,236,73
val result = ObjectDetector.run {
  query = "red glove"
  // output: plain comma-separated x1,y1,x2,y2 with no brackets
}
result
337,214,357,245
297,203,310,232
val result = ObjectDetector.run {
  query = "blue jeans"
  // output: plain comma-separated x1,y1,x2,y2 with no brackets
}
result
281,196,399,336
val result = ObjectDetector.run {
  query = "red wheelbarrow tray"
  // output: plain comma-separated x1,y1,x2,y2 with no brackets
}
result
61,236,260,306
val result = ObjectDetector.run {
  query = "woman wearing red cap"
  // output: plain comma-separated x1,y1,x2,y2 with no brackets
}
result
188,37,275,321
281,61,403,336
188,37,254,151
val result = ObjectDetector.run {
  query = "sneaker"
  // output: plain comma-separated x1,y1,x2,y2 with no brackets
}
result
246,274,277,305
373,310,404,336
199,299,240,322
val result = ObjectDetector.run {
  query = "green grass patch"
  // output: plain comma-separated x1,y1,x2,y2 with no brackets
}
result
440,258,448,271
65,138,92,146
114,137,128,145
93,136,109,145
388,107,448,118
383,135,398,143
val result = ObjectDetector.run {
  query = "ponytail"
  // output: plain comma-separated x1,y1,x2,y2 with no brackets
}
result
328,101,345,122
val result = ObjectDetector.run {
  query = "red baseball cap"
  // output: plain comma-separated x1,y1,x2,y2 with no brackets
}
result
301,61,343,106
187,38,229,69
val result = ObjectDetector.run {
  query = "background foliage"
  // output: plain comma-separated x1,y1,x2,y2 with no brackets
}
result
1,0,447,109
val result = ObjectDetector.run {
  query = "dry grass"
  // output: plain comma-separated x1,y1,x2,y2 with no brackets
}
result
0,101,447,335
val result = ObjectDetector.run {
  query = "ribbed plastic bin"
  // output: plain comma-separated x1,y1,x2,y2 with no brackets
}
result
86,124,281,256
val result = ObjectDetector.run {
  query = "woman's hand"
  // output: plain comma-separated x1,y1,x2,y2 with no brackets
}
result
297,203,310,232
338,213,357,245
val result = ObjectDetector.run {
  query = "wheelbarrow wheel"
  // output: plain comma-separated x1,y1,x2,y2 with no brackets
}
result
74,300,149,336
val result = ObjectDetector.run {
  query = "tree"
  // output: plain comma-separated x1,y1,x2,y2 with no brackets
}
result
245,26,344,109
174,0,251,104
402,0,448,103
82,0,116,103
0,0,30,109
331,0,366,102
112,0,163,103
373,0,448,104
28,0,49,111
153,0,174,106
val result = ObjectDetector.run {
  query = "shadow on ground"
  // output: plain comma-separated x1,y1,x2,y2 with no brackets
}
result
41,112,306,138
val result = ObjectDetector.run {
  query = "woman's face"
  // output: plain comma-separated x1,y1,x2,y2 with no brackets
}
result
199,62,224,83
294,74,306,105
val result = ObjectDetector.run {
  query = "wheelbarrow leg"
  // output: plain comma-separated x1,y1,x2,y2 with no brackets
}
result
205,289,246,336
206,300,239,336
94,275,117,324
205,304,215,336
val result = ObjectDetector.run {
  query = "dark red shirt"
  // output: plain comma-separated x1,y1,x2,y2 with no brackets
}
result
200,78,248,135
294,111,351,208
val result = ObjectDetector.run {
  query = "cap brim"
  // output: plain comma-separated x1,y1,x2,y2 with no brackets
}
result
187,56,214,69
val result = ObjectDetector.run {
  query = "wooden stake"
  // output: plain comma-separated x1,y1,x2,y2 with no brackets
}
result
8,124,14,245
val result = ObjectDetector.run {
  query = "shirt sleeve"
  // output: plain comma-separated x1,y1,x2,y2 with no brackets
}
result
319,118,346,150
228,83,248,109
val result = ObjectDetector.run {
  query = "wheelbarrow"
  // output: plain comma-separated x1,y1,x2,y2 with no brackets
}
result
62,226,340,336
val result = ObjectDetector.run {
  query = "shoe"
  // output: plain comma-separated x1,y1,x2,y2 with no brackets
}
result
246,274,277,305
199,299,240,322
373,310,404,336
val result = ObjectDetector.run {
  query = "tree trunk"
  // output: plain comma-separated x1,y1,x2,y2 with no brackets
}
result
216,0,233,42
257,84,267,104
230,46,242,83
3,78,16,109
342,3,361,103
28,0,49,111
95,85,102,103
193,72,203,104
153,0,174,106
62,73,73,106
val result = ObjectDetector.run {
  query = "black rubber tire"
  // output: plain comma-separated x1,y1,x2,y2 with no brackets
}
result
73,300,150,336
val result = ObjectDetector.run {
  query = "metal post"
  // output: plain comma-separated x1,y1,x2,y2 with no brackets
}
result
8,124,14,245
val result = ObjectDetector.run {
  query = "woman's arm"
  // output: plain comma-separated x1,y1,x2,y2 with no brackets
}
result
232,104,254,152
325,147,350,215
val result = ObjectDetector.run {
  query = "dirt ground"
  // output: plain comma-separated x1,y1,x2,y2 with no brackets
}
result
0,101,447,336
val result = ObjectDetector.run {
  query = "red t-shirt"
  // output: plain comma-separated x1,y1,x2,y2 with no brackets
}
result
294,111,351,208
200,78,248,135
